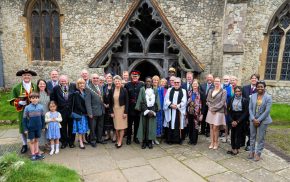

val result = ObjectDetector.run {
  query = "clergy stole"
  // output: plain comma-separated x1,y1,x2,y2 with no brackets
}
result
169,88,183,132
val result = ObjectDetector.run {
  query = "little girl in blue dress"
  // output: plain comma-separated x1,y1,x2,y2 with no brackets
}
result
45,101,62,155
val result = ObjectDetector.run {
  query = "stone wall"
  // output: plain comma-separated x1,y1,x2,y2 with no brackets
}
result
0,0,290,102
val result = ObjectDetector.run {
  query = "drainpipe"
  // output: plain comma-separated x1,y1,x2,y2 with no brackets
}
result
0,17,4,88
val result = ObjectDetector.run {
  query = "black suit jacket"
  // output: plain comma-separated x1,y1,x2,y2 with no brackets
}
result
71,89,87,115
200,82,214,114
50,83,76,113
227,96,249,123
109,87,129,114
46,80,58,95
242,84,257,100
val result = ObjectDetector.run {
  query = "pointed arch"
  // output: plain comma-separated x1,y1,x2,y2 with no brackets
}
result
24,0,61,61
261,1,290,81
89,0,204,76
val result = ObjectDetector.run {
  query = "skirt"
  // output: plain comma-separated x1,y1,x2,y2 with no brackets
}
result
206,111,226,126
46,122,61,140
73,115,89,134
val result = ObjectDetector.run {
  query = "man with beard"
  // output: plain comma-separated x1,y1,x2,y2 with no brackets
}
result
10,69,37,153
164,77,187,144
50,75,76,149
135,77,160,149
124,70,144,145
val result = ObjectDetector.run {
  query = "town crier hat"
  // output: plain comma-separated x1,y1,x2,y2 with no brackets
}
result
130,70,141,76
16,69,37,76
168,67,176,73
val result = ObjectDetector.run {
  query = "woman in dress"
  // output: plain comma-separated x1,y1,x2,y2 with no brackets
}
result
103,73,116,142
248,81,272,161
152,75,164,144
187,80,202,145
227,86,249,155
36,79,50,148
206,77,227,150
71,78,89,149
109,75,128,148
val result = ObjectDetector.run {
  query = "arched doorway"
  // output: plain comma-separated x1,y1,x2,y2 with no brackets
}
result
134,61,160,81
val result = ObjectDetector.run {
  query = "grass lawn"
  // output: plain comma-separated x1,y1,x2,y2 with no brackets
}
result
0,153,81,182
0,90,18,121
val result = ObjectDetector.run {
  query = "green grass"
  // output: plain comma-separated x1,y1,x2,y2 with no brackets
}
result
0,153,81,182
266,128,290,156
270,104,290,129
0,90,18,121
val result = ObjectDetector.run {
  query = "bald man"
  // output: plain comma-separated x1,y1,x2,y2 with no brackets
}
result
50,75,76,149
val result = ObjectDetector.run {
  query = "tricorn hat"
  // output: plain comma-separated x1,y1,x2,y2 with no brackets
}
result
16,69,37,76
130,70,141,76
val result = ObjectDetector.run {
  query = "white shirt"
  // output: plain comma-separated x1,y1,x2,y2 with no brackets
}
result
22,81,32,93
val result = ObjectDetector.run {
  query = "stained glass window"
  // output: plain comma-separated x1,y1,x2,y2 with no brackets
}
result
265,28,283,80
280,31,290,80
30,0,60,61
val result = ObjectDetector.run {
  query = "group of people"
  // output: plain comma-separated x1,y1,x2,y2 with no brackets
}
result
10,67,272,162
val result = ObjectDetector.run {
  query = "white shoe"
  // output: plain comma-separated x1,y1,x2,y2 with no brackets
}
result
154,140,160,145
49,149,55,155
55,148,59,154
221,137,227,143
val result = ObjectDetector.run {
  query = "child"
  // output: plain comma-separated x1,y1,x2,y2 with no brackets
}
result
45,101,62,155
23,92,45,160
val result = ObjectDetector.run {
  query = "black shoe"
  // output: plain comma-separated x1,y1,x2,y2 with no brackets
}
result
21,145,28,154
179,140,183,145
141,142,146,149
245,146,250,151
188,141,193,145
199,131,205,135
98,140,107,144
91,142,97,148
148,142,153,149
167,141,172,145
205,133,210,137
117,144,122,149
69,144,75,148
192,142,197,145
134,138,140,144
111,140,116,143
61,143,67,149
227,150,234,155
126,139,131,145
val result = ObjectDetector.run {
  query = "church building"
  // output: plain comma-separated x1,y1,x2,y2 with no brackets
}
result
0,0,290,102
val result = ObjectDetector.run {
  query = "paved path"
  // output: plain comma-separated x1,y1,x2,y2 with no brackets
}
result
1,129,290,182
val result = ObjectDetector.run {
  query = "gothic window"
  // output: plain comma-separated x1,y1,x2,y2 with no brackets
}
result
265,4,290,80
29,0,61,61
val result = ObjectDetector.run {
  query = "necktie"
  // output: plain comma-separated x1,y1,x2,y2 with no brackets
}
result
63,86,68,100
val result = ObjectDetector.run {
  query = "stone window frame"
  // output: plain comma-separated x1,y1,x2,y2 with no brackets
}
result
23,0,64,65
260,1,290,86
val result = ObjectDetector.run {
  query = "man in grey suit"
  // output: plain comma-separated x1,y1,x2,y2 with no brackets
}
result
248,80,272,161
85,73,106,147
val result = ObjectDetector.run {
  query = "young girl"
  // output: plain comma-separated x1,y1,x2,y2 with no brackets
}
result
45,101,62,155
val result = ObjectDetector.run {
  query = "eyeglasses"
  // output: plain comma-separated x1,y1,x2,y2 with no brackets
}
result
92,77,99,79
174,82,180,84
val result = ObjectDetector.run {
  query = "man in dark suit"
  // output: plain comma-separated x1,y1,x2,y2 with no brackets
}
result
181,72,194,139
85,74,106,147
124,70,144,145
50,75,76,149
46,70,59,94
242,73,259,151
199,74,214,137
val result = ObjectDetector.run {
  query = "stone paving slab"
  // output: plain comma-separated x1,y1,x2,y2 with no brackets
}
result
218,157,259,174
122,165,162,182
183,157,228,177
276,167,290,180
116,157,148,169
83,170,127,182
207,171,250,182
242,168,288,182
1,129,290,182
149,156,206,182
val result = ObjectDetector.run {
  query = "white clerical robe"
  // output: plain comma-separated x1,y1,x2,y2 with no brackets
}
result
163,88,187,129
